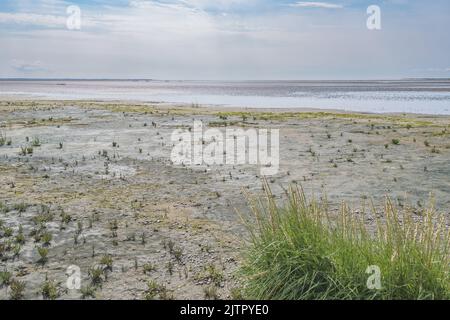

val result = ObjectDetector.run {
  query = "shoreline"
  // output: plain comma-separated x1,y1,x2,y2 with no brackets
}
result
2,98,450,118
1,77,450,116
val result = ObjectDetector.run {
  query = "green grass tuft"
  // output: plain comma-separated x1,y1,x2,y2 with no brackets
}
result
239,180,450,300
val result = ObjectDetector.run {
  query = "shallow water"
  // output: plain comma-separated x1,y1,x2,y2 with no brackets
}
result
1,79,450,115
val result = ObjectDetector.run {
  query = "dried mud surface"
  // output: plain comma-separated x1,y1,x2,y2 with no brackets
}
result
0,100,449,300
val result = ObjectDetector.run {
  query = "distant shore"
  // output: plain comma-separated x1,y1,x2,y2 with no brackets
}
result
1,78,450,114
1,98,450,118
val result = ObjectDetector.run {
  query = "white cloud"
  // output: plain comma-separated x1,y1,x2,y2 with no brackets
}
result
129,0,196,11
11,59,46,72
290,2,343,9
0,12,65,27
0,0,449,79
177,0,259,11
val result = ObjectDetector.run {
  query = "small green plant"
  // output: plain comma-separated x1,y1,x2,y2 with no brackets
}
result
392,139,400,145
166,239,175,253
0,202,8,213
143,263,156,274
0,132,11,147
3,226,13,237
61,211,72,224
41,279,59,300
41,232,53,246
31,137,41,147
15,226,26,245
0,133,6,146
33,210,54,224
19,146,33,156
0,270,12,287
199,264,224,287
76,221,83,235
166,261,174,276
30,227,42,242
143,280,168,300
109,219,118,231
12,244,21,258
37,247,49,264
80,285,96,299
203,285,219,300
88,266,104,286
172,246,183,262
13,202,28,213
100,255,113,272
9,279,26,300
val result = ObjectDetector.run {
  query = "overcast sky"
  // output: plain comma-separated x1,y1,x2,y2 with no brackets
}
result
0,0,449,80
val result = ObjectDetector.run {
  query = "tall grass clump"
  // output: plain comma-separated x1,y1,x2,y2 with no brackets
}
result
239,180,449,300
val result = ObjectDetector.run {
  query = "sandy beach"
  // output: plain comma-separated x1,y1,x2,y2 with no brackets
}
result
0,100,449,299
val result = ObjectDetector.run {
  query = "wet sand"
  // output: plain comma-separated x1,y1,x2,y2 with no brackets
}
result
0,100,449,299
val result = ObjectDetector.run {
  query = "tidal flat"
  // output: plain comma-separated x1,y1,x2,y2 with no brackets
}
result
0,100,449,300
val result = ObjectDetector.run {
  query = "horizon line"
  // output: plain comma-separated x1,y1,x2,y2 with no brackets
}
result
1,77,450,82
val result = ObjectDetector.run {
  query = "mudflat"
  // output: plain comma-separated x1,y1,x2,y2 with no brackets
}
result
1,100,449,299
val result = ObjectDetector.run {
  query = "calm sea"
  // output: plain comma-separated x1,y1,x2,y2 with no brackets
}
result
1,79,450,115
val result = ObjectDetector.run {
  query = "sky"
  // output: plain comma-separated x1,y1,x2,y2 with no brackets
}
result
0,0,449,80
